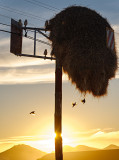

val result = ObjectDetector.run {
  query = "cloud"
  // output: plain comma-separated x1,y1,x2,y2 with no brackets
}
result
0,36,68,84
1,128,119,152
0,63,68,84
0,64,54,84
60,128,119,148
91,130,119,140
0,134,55,153
0,25,119,84
0,135,51,143
0,36,55,84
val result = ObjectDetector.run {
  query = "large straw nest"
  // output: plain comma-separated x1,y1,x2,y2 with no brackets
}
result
46,6,118,97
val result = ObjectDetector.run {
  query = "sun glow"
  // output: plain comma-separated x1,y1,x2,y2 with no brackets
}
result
24,129,72,153
25,135,55,153
26,135,71,153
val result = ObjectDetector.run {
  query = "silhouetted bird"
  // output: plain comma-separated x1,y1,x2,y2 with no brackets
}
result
72,102,77,107
30,111,35,115
81,98,86,104
24,19,28,27
44,49,47,56
18,19,22,26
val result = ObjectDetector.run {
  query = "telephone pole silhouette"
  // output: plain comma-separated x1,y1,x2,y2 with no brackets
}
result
10,19,63,160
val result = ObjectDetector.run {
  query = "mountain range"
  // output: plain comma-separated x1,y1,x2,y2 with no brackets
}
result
0,144,119,160
0,144,46,160
63,145,98,152
104,144,119,150
38,149,119,160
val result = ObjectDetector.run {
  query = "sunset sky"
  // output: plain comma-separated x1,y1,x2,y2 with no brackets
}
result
0,0,119,153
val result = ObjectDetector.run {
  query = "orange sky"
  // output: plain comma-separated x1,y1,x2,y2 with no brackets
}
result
0,0,119,154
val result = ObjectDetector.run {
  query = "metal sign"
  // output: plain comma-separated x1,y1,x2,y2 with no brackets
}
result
10,19,23,55
106,27,115,52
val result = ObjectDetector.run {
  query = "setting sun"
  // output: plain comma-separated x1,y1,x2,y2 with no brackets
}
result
0,0,119,160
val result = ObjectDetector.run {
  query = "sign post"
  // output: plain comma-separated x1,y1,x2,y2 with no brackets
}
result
10,19,63,160
55,58,63,160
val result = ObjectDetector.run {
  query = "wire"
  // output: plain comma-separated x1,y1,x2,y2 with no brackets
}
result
0,21,48,38
0,25,119,50
33,0,60,11
0,13,11,20
0,29,22,36
0,4,45,22
0,29,12,34
0,28,51,46
0,22,10,27
26,35,51,46
23,0,59,12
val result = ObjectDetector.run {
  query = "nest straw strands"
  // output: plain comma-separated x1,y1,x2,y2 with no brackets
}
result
46,6,118,97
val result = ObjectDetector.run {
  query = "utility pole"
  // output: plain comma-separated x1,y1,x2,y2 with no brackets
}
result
10,19,63,160
55,58,63,160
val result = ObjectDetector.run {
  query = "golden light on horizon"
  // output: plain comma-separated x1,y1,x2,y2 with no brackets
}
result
1,128,119,153
25,132,72,153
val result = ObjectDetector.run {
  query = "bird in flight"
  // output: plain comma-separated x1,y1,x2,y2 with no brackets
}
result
81,98,86,104
30,111,35,115
72,102,77,107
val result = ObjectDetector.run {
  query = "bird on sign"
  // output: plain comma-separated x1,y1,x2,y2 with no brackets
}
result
18,19,22,26
30,111,35,115
24,19,28,27
72,102,77,107
81,98,86,104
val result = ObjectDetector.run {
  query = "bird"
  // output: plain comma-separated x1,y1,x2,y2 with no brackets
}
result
81,98,86,104
24,19,28,27
18,19,22,26
44,49,47,56
45,20,48,28
72,102,77,107
30,111,35,115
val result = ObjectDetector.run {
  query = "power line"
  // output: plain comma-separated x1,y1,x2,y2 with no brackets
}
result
0,4,46,22
0,14,37,27
26,35,51,46
0,29,13,34
0,24,119,51
0,13,11,20
0,22,45,34
0,22,10,27
33,0,60,11
23,0,59,12
0,29,51,46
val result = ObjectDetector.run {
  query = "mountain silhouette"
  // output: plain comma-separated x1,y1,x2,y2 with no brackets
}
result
0,144,46,160
104,144,119,150
63,145,98,152
38,149,119,160
1,144,119,160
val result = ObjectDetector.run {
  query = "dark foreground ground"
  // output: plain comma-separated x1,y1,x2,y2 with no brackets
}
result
38,149,119,160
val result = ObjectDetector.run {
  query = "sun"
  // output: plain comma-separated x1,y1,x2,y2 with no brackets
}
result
24,130,72,153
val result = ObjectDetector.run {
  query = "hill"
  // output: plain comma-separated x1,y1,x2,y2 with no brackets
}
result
0,144,46,160
63,145,98,152
104,144,119,150
38,149,119,160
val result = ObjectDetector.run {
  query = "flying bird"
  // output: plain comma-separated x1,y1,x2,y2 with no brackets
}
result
72,102,77,107
81,98,86,104
30,111,35,115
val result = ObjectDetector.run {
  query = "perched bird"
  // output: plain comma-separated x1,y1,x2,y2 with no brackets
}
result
44,49,47,56
45,20,49,28
24,19,28,27
81,98,86,104
72,102,77,107
18,19,22,26
30,111,35,115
